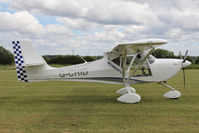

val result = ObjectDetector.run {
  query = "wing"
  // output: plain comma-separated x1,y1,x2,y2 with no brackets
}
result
108,38,167,60
112,38,167,55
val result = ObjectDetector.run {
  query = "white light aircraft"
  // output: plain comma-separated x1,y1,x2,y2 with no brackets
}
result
12,39,191,103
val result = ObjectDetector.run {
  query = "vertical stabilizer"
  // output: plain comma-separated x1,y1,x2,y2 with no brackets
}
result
12,41,28,82
12,41,48,82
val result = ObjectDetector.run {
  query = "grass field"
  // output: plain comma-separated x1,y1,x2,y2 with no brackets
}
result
0,66,198,133
187,64,199,69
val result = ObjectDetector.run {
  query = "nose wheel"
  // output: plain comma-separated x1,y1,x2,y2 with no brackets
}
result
163,90,181,99
159,82,181,99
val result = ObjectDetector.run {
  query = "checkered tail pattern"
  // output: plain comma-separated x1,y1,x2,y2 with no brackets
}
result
12,41,28,82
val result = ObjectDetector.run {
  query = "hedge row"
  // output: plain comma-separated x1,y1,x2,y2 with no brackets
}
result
0,46,14,65
43,55,103,65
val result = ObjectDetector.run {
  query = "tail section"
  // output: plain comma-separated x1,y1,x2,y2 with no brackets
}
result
12,41,47,82
13,41,29,82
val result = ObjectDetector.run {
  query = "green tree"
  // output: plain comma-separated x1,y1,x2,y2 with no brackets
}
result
83,56,96,62
195,56,199,64
152,48,175,58
45,55,99,65
185,56,194,64
0,46,14,65
47,55,84,65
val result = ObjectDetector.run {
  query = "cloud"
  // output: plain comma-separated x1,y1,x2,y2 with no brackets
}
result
159,9,199,31
0,10,75,54
10,0,159,25
0,0,199,56
0,10,74,37
56,17,100,31
0,11,44,35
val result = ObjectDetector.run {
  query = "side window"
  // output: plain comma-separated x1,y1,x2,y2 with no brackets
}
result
148,55,156,64
110,53,152,77
130,54,152,77
112,57,120,66
112,56,133,67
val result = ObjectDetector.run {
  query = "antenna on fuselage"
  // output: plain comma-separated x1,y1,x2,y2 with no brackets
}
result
79,56,87,63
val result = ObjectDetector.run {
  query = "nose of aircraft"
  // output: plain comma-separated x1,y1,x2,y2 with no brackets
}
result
182,60,191,68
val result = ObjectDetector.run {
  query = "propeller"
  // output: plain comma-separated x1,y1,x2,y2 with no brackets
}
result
179,50,188,90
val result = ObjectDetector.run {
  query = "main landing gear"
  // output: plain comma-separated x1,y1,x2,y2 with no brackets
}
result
116,82,181,104
159,82,181,99
116,85,141,103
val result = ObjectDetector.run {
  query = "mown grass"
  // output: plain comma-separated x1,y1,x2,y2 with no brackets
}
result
0,66,198,133
0,65,15,70
186,64,199,69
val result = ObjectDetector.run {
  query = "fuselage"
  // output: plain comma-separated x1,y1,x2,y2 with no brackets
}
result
26,56,191,84
13,40,191,104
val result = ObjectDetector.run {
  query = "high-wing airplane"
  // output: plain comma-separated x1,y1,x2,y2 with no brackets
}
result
12,39,191,103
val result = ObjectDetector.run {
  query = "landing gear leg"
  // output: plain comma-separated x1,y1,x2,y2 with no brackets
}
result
116,85,136,95
159,82,181,99
116,85,141,103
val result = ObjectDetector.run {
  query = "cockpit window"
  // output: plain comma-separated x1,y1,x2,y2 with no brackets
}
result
131,54,152,77
111,55,133,67
148,55,156,64
109,54,152,77
112,57,120,66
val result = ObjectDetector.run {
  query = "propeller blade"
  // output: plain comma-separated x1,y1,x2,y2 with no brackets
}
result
179,51,183,68
182,68,186,90
179,51,182,59
179,50,188,91
183,50,188,63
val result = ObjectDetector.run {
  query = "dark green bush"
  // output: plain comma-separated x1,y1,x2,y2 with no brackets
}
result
0,46,14,65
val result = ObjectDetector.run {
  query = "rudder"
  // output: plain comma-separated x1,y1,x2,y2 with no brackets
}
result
12,41,28,82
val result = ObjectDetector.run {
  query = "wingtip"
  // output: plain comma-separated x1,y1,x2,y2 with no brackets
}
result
147,38,167,44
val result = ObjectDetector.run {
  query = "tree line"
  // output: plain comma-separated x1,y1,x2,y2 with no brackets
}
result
0,46,14,65
151,49,195,63
0,46,199,65
43,55,103,65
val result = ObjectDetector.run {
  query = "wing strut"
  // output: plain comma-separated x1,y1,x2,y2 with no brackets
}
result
126,47,155,84
122,50,127,85
127,55,136,73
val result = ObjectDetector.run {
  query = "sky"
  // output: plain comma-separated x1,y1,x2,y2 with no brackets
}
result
0,0,199,56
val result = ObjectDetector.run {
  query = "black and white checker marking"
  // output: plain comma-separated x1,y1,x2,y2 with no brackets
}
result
13,41,28,82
